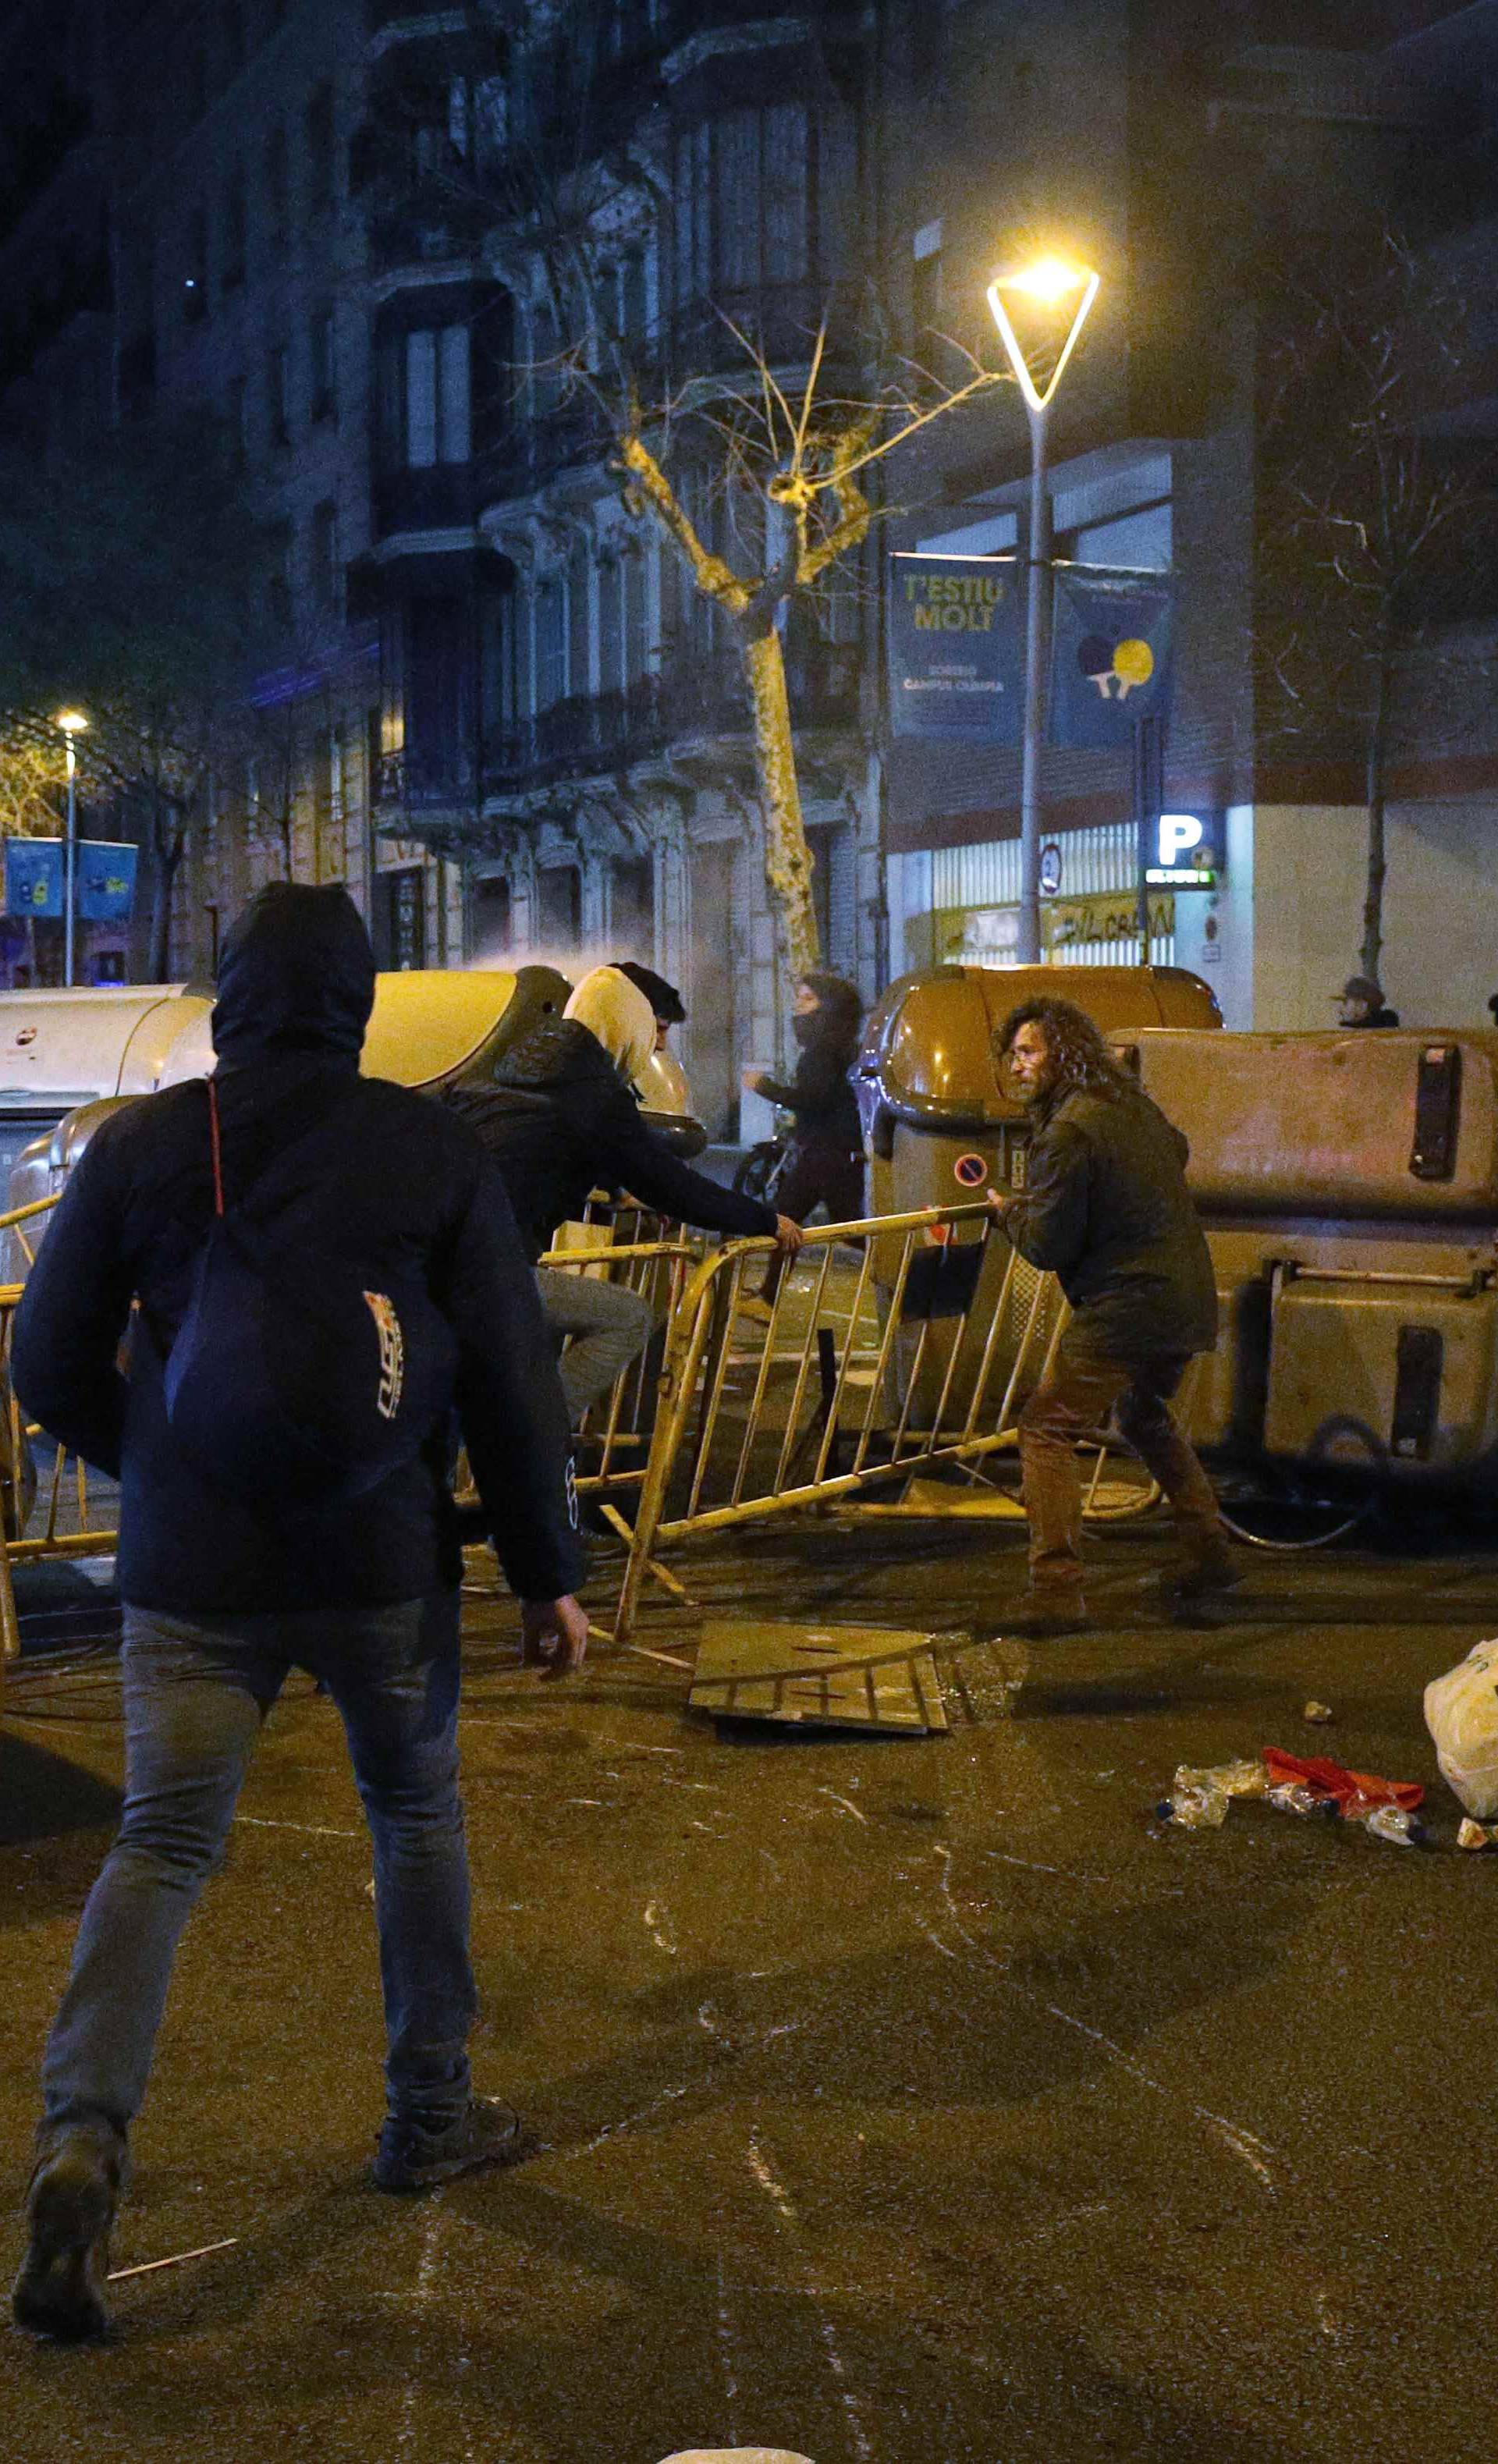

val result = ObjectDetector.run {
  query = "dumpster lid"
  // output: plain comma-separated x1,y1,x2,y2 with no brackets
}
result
858,963,1221,1127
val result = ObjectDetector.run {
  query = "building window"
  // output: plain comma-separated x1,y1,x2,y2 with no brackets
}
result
183,210,208,323
222,177,246,290
400,324,470,467
264,127,289,255
311,499,339,610
378,868,427,971
672,105,811,315
912,218,942,340
311,311,336,420
535,574,565,712
307,82,336,216
470,874,511,960
268,343,290,445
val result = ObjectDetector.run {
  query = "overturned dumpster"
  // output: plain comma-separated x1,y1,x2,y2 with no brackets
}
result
1127,1027,1498,1489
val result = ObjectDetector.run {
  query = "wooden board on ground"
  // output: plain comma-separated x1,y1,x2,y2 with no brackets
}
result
690,1620,949,1734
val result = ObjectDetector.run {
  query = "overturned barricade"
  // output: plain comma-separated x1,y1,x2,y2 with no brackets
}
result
609,1204,1148,1647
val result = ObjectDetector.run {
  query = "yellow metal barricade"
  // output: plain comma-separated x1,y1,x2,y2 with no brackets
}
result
609,1205,1159,1646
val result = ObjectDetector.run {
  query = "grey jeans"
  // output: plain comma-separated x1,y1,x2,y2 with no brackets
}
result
40,1593,474,2146
535,1265,657,1419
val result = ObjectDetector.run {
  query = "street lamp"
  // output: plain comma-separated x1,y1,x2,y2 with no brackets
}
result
986,256,1100,964
56,709,88,987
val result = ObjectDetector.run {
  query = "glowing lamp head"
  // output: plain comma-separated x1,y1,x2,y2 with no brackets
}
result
1005,256,1091,306
985,256,1101,414
56,709,89,735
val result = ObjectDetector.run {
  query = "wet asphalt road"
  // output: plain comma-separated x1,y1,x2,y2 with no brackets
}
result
2,1507,1496,2464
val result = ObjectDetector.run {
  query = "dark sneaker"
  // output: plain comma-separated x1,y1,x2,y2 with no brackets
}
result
373,2097,538,2194
1003,1589,1092,1638
12,2123,125,2343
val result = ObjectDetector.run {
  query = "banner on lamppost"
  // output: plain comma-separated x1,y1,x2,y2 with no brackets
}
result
1049,570,1174,749
887,553,1023,742
76,842,138,922
5,840,63,919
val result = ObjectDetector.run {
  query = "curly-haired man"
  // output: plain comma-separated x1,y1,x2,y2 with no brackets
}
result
990,996,1234,1632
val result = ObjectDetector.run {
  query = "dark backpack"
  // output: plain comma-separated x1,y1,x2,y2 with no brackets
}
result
163,1078,457,1513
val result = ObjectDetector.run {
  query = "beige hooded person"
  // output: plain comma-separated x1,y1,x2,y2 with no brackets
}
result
562,967,657,1093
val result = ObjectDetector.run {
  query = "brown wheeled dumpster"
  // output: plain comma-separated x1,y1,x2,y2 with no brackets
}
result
853,964,1222,1425
1126,1028,1498,1489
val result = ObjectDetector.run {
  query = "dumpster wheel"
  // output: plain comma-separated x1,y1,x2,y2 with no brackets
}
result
1215,1417,1385,1553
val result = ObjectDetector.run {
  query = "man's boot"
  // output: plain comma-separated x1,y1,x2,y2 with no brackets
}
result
1003,1585,1092,1638
1170,1529,1241,1599
12,2121,125,2342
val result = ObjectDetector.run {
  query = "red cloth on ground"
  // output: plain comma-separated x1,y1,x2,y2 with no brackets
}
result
1262,1749,1423,1816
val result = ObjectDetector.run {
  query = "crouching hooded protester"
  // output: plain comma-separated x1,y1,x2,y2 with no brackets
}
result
445,964,803,1418
9,883,586,2345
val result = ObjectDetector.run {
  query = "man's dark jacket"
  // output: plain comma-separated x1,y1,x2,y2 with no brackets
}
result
1004,1078,1218,1361
445,1017,776,1263
10,886,583,1615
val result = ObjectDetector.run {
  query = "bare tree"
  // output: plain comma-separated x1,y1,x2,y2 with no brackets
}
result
0,726,69,837
612,339,1003,971
1258,232,1498,987
361,2,1010,970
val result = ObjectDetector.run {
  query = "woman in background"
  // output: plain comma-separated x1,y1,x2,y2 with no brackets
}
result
740,971,865,1317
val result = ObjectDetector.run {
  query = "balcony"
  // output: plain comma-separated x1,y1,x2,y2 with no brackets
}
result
374,462,481,539
664,283,854,382
374,748,480,813
484,400,612,499
481,643,861,798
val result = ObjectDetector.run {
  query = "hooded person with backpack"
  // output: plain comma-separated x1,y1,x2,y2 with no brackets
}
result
9,884,587,2345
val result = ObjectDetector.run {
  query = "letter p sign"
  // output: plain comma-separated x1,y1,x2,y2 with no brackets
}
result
1158,813,1204,865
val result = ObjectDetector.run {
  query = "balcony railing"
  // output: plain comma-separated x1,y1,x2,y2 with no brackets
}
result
375,643,861,823
481,644,861,796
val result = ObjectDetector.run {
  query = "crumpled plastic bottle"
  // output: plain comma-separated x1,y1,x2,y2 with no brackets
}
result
1202,1758,1268,1799
1267,1781,1337,1819
1156,1770,1230,1827
1361,1803,1424,1848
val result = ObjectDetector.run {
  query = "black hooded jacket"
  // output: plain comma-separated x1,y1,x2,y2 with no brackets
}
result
754,975,864,1149
445,1016,776,1262
11,885,583,1614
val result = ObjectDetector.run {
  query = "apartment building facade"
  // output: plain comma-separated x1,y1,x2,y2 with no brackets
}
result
4,0,1497,1060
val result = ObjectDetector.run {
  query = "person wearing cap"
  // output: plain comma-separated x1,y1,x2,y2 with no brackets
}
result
1337,975,1400,1028
448,966,803,1416
612,960,685,1053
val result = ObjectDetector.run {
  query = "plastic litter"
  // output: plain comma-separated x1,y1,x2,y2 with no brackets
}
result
1159,1777,1229,1829
1157,1759,1267,1828
1262,1748,1423,1820
1303,1700,1334,1725
1361,1804,1424,1848
1268,1781,1338,1820
1457,1817,1496,1851
1424,1639,1498,1818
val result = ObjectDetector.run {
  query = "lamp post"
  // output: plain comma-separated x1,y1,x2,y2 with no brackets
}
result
56,710,88,987
985,257,1100,965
